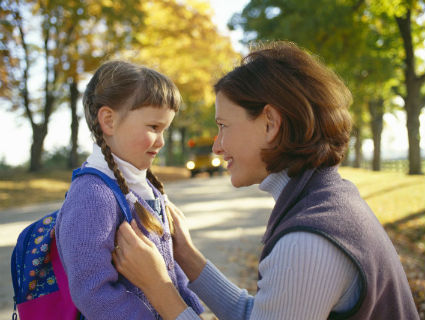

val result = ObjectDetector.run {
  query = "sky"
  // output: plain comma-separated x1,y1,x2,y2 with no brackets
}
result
0,0,424,166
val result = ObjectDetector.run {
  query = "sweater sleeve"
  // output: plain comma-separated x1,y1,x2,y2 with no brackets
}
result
186,232,360,320
174,261,205,315
56,176,154,320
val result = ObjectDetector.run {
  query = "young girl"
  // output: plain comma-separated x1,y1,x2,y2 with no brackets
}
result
55,61,204,319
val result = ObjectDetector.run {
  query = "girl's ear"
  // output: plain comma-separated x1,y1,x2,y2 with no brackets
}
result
97,106,116,136
263,104,282,144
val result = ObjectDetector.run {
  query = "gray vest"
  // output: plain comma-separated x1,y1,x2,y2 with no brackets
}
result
260,166,419,320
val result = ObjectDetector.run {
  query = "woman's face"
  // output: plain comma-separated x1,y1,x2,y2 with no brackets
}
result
213,92,269,187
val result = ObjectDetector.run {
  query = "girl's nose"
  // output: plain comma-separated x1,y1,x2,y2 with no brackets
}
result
155,133,165,148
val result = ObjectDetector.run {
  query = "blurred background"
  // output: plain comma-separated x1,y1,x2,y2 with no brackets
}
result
0,0,424,174
0,1,424,317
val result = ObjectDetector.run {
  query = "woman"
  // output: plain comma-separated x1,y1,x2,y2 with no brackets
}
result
112,41,419,320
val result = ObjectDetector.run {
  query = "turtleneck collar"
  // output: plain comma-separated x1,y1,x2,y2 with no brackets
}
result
85,143,155,199
259,170,291,202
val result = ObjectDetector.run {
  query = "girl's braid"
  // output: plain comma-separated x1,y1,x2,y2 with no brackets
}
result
91,111,163,234
147,168,174,234
92,118,130,194
146,168,164,194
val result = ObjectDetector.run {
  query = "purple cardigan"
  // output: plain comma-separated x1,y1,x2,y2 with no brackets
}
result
56,173,203,320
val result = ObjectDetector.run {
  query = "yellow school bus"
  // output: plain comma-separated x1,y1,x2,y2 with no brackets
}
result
185,137,225,178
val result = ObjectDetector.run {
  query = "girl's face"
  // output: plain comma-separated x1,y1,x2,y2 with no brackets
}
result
213,92,270,187
105,106,175,170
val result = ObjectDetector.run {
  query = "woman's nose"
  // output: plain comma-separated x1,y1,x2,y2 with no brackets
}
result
212,136,223,155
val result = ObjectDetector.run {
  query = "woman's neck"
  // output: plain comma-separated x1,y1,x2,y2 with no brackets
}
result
259,170,291,201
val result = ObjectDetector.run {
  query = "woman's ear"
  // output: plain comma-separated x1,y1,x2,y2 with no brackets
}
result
264,104,282,144
97,106,116,136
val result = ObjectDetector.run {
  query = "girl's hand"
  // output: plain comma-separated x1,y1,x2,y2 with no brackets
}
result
167,202,207,281
112,220,188,320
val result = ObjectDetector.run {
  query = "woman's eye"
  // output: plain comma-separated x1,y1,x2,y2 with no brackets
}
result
149,125,159,131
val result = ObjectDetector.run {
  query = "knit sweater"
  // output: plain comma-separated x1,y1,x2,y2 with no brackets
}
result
176,169,362,320
56,147,203,319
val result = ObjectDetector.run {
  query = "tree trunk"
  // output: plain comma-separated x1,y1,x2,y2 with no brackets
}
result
68,80,80,168
406,95,422,174
180,126,187,164
341,145,350,166
353,126,363,168
369,98,384,171
30,124,48,171
165,125,174,166
396,12,424,175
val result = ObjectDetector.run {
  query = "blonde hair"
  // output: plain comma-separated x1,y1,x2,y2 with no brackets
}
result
83,60,180,234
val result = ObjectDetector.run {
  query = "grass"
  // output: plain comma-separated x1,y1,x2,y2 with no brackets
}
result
0,166,190,209
338,167,425,224
0,169,72,208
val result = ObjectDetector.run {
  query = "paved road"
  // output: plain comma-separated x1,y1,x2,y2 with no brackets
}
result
0,176,274,319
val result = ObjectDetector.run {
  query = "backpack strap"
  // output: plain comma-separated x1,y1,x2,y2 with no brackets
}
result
71,167,132,223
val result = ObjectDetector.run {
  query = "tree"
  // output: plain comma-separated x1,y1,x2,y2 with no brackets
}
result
394,5,425,174
364,0,425,174
1,0,62,171
0,0,146,171
231,0,424,174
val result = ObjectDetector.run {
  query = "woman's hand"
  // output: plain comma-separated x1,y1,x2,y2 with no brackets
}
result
167,201,195,261
167,202,207,281
112,220,188,320
113,220,169,290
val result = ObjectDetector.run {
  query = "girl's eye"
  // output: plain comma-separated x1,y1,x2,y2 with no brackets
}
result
149,125,159,131
217,123,225,129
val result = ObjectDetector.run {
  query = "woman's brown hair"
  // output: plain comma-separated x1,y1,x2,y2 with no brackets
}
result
83,60,179,234
214,41,352,177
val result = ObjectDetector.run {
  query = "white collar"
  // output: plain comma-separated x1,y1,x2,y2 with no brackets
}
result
85,143,155,199
259,170,291,202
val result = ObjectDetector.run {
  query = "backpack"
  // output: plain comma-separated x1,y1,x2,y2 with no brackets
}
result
11,167,133,320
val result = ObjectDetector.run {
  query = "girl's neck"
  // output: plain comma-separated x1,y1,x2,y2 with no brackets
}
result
86,143,155,199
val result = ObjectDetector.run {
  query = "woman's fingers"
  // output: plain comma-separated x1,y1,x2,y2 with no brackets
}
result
117,220,151,247
167,203,187,231
167,201,184,219
111,249,120,267
130,219,149,242
116,221,136,245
